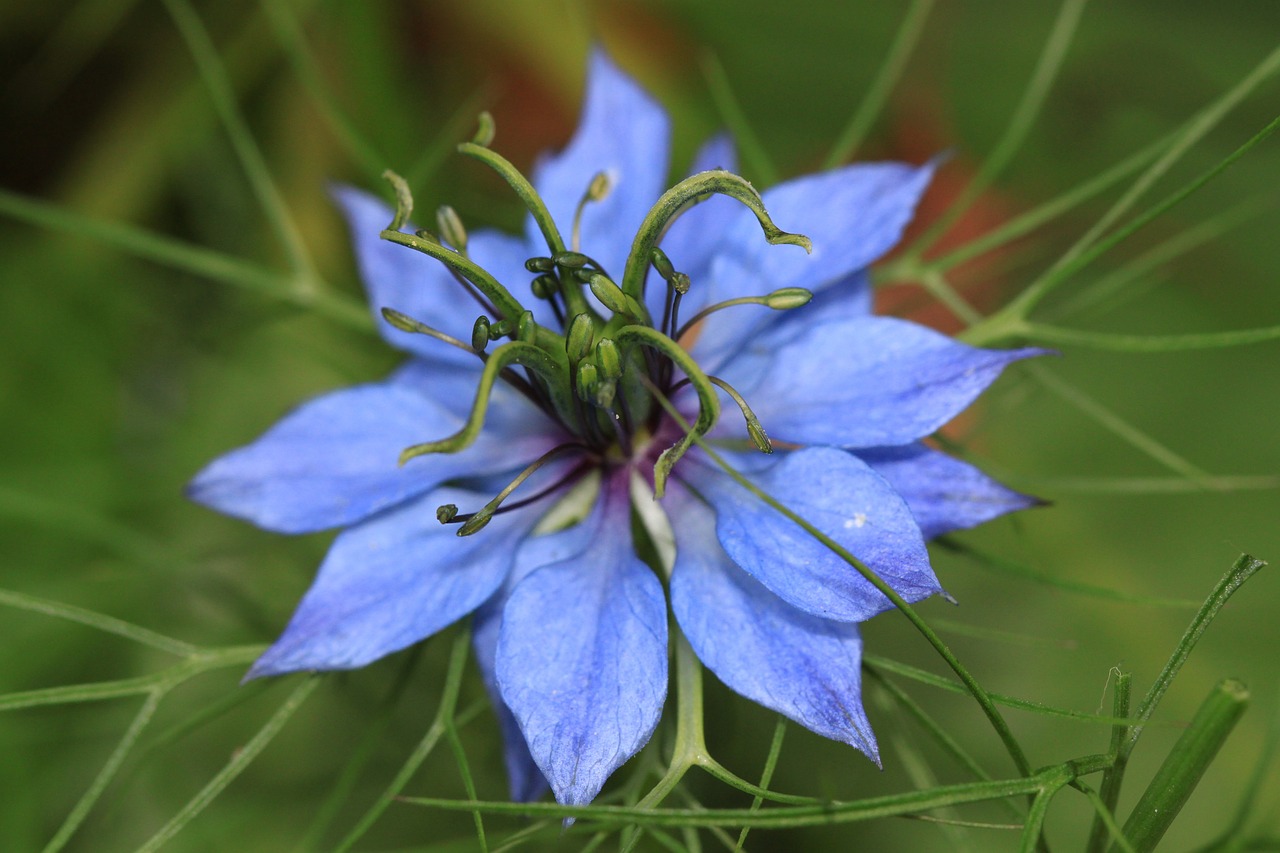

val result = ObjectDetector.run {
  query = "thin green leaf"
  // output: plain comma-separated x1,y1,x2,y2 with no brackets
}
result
0,188,372,330
823,0,936,167
134,677,320,853
162,0,319,282
0,588,196,657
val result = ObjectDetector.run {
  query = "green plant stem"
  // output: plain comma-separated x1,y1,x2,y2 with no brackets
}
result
333,627,474,852
135,677,320,853
1086,670,1132,853
823,0,935,167
1093,556,1265,849
1112,679,1250,853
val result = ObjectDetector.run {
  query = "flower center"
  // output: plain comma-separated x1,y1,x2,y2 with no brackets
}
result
375,114,816,533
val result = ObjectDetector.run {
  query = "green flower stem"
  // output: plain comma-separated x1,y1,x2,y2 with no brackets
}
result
619,169,811,304
135,676,320,853
1018,321,1280,352
404,758,1113,829
973,110,1280,342
1017,764,1073,853
335,627,476,853
616,327,721,496
646,392,1033,780
903,0,1087,260
1112,679,1250,853
823,0,936,167
1085,670,1132,853
619,624,707,852
1089,555,1264,852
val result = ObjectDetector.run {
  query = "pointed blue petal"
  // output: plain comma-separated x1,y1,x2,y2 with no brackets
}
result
530,50,670,278
857,444,1040,539
188,366,561,533
474,600,548,803
497,475,667,806
685,447,938,621
332,186,531,363
247,484,546,677
717,315,1044,448
668,485,878,761
469,513,609,804
686,159,935,367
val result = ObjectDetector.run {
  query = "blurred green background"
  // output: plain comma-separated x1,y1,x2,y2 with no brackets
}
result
2,1,1278,850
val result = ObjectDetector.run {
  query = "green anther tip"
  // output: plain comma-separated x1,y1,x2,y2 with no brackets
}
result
471,111,496,147
436,504,458,524
437,205,467,252
413,228,440,243
595,338,621,379
650,247,675,281
553,251,590,269
575,361,599,401
588,273,631,316
587,170,612,201
747,419,773,453
765,287,813,310
566,313,594,362
457,511,493,536
531,274,558,299
525,257,555,273
517,310,537,343
380,169,414,232
594,379,617,409
471,316,491,351
671,272,691,295
490,318,515,338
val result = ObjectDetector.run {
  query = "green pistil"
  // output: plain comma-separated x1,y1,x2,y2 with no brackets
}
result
449,442,587,536
619,169,812,304
612,325,721,497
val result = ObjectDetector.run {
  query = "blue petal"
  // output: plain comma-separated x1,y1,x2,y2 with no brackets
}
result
333,186,532,363
668,485,878,761
684,447,939,621
247,484,545,677
530,50,671,279
188,366,561,533
685,159,935,367
472,503,617,803
496,475,667,806
857,444,1040,539
717,315,1044,448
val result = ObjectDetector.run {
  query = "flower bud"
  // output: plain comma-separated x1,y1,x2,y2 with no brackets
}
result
765,287,813,310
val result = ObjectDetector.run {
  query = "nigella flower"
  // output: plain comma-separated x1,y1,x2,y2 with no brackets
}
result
190,51,1041,807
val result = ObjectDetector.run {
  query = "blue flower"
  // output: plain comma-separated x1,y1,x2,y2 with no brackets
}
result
189,50,1041,807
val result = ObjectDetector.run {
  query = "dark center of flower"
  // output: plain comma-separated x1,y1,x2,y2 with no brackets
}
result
376,113,815,535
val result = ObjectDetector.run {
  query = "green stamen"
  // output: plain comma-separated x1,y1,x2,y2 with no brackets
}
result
399,341,569,465
707,375,773,454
